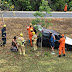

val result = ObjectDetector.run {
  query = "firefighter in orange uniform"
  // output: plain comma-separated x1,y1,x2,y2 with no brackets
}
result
58,34,65,57
27,23,33,42
64,3,68,12
30,29,33,47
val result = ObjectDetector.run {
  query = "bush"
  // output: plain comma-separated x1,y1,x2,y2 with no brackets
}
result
50,0,65,11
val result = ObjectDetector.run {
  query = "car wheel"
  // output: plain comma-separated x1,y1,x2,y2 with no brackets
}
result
65,44,69,51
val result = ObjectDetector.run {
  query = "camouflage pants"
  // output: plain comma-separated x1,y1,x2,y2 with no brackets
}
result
33,41,37,51
19,46,25,55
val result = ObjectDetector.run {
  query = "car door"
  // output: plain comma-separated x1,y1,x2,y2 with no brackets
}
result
42,32,51,46
55,35,60,48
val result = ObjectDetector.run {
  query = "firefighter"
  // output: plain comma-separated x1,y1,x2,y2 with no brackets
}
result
32,32,37,51
17,33,26,56
64,3,68,12
1,25,6,47
30,29,33,47
58,34,65,57
27,23,33,42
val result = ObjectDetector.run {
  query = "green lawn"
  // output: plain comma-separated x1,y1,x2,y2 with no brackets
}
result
0,43,72,72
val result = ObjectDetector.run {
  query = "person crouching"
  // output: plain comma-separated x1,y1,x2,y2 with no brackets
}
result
11,36,18,52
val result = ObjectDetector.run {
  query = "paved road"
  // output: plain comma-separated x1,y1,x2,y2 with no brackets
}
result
0,11,72,18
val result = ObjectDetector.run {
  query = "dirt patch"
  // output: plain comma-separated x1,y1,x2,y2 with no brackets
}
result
0,18,72,46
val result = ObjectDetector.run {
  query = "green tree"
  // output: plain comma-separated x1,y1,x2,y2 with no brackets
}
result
1,0,14,11
13,0,32,11
1,0,14,24
50,0,65,11
68,1,72,11
30,0,41,11
32,0,52,56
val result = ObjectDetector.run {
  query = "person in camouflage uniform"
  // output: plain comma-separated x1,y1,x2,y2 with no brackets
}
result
32,32,37,51
17,33,26,56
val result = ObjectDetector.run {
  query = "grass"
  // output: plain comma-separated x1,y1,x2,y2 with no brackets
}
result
0,18,72,72
0,43,72,72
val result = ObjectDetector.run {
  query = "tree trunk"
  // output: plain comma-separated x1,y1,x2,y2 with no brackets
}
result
41,32,42,56
1,13,4,25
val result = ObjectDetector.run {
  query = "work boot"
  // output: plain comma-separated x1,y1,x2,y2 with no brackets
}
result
1,43,2,47
63,54,65,56
58,55,61,57
23,53,27,56
1,44,2,47
20,53,22,55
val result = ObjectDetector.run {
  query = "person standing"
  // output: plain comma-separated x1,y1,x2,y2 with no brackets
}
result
50,33,55,54
27,23,33,42
1,25,6,47
58,35,65,57
32,32,37,51
17,33,26,56
29,29,33,47
64,3,68,12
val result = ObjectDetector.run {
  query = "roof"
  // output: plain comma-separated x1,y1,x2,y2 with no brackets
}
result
43,29,59,35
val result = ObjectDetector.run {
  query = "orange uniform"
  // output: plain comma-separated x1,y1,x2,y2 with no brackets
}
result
58,37,65,55
64,5,67,12
29,32,33,46
27,26,33,39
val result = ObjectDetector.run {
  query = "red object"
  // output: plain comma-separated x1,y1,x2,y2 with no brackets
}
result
29,32,33,46
58,37,65,55
64,5,67,12
27,26,33,39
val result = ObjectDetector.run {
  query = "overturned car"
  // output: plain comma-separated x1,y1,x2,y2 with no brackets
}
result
34,25,72,50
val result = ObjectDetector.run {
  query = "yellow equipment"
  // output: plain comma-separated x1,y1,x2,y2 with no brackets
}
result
20,33,23,36
3,25,6,27
32,32,35,35
30,29,33,31
30,23,32,26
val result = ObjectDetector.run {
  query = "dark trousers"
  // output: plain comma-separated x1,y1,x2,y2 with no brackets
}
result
1,38,6,46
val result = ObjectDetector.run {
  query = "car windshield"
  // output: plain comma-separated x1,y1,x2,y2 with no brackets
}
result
58,35,66,39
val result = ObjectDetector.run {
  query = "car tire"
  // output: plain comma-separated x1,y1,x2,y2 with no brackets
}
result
65,44,69,51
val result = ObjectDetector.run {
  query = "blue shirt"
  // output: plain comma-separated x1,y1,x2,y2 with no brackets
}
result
50,35,55,42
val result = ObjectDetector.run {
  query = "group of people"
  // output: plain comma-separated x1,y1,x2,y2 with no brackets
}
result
1,23,37,56
27,23,37,51
10,23,37,56
1,24,66,57
50,33,65,57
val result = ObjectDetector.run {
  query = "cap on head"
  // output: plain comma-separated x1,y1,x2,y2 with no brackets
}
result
20,33,23,36
14,36,16,39
3,25,6,27
30,29,33,31
61,34,64,37
30,23,32,26
50,33,52,35
32,32,35,35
